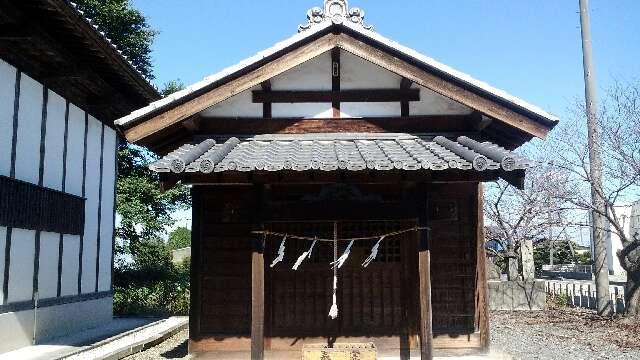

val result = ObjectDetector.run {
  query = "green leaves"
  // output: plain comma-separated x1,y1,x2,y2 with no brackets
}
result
73,0,156,79
167,227,191,250
115,144,190,258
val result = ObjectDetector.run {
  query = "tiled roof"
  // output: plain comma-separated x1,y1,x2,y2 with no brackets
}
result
149,133,533,174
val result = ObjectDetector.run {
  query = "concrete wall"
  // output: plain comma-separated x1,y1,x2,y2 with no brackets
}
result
0,57,116,353
488,280,546,311
0,296,113,353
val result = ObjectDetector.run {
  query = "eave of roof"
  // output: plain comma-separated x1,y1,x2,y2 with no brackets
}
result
115,22,558,131
51,0,160,102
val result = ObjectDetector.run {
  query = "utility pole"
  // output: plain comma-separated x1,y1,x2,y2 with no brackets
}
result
579,0,611,316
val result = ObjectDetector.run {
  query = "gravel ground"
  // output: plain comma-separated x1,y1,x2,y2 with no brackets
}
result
125,328,191,360
125,308,640,359
491,308,640,360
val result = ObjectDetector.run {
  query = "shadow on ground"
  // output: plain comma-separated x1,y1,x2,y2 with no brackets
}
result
160,340,188,359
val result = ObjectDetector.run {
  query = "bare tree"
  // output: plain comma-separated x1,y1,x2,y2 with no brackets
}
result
553,82,640,317
484,162,572,280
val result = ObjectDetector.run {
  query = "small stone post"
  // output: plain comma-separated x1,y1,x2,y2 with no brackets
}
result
521,239,535,280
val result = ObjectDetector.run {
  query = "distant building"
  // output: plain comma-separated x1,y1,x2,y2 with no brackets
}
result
606,201,640,281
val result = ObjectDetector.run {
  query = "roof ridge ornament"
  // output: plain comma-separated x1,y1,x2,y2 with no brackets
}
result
298,0,373,32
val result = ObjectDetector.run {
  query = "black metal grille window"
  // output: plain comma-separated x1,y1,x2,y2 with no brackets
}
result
0,175,85,235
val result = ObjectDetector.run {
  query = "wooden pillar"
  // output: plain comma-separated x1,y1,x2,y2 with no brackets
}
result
251,185,265,360
418,190,433,360
474,183,490,349
188,186,202,349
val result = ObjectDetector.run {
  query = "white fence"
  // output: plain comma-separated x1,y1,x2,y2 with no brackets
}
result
545,280,626,313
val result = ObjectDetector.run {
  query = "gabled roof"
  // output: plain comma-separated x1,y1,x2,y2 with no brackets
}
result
115,2,558,142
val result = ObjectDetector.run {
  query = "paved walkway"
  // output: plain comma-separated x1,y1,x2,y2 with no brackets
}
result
0,317,187,360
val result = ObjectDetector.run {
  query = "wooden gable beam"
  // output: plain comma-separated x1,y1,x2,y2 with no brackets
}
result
335,34,551,139
124,34,339,143
251,89,420,103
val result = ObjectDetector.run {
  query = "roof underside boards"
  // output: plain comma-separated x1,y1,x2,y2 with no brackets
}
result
149,133,532,188
0,0,160,123
115,23,557,142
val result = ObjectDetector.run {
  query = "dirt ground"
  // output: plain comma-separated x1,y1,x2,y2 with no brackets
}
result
491,307,640,359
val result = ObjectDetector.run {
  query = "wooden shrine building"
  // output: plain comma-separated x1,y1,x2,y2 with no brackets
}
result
115,1,558,358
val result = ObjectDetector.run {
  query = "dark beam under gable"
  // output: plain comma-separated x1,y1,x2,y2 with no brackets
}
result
251,89,420,103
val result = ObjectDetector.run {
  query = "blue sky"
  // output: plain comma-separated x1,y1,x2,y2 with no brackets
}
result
132,0,639,120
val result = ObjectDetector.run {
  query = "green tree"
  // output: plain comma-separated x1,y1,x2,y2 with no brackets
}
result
533,240,577,274
116,145,190,258
73,0,156,79
160,79,185,97
167,227,191,250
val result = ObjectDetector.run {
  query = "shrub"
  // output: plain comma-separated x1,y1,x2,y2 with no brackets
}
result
113,239,190,316
547,292,572,308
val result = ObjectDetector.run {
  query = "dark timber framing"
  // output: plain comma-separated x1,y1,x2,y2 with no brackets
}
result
401,78,412,117
95,123,105,292
252,89,420,103
331,47,340,117
261,81,272,119
57,100,70,298
32,85,48,302
2,69,20,304
79,112,89,294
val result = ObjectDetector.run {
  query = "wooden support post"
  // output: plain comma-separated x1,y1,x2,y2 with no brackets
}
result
188,186,202,349
251,184,265,360
251,237,265,360
474,183,490,349
418,192,433,360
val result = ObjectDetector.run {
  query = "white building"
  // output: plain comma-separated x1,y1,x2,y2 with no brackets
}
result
607,201,640,281
0,0,158,352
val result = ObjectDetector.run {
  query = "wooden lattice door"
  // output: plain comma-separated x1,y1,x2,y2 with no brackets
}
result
265,220,418,340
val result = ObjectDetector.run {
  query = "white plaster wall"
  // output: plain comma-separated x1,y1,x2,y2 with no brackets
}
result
201,85,262,117
272,103,334,118
0,59,16,177
14,73,43,185
64,104,85,196
7,228,36,302
341,102,400,117
340,49,401,90
0,226,6,304
60,234,80,296
410,85,473,115
37,232,60,299
81,117,102,293
42,90,67,191
98,128,116,291
271,51,331,91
